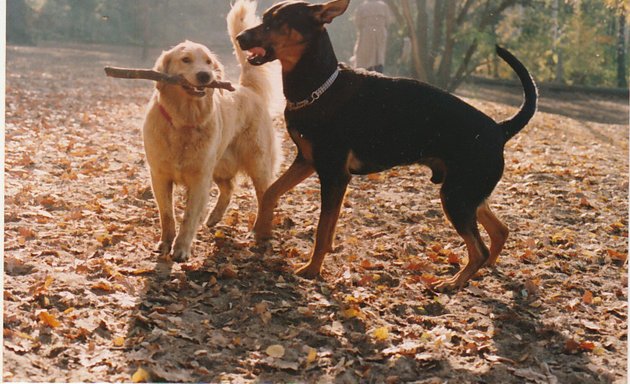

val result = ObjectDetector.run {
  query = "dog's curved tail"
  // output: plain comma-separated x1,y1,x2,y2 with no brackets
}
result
227,0,283,113
495,45,538,142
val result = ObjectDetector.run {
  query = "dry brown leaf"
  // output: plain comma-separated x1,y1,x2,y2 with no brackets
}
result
39,311,61,328
582,290,593,305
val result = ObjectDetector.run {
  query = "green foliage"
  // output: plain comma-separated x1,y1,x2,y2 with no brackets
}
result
8,0,629,88
505,0,627,87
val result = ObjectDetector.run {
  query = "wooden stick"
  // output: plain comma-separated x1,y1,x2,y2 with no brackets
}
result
104,66,235,91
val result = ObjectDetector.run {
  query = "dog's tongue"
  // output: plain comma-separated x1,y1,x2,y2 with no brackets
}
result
248,47,266,58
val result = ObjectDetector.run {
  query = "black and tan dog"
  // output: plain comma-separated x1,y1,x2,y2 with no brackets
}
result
237,0,537,290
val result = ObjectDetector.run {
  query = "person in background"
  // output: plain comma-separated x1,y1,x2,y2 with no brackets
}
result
352,0,393,73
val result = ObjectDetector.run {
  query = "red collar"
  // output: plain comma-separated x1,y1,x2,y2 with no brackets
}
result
158,104,174,125
158,104,195,129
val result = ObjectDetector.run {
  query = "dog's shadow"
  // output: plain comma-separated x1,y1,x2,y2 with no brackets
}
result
124,237,616,383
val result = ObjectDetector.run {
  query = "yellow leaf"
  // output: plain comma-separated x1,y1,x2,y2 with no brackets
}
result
214,230,225,239
63,307,75,315
265,344,285,358
14,330,36,341
131,367,150,383
39,311,61,328
306,347,317,364
341,307,361,319
113,336,125,347
373,327,389,341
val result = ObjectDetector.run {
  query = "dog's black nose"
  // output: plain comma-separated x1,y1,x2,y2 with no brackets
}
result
196,71,211,84
236,31,250,49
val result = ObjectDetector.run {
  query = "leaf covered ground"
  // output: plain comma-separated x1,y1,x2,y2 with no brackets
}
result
4,43,628,383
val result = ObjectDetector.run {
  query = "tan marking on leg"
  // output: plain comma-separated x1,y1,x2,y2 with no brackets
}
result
477,201,509,267
434,230,489,291
253,157,314,241
295,180,348,279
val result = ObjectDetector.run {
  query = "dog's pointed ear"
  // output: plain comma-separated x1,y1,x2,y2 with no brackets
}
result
311,0,350,24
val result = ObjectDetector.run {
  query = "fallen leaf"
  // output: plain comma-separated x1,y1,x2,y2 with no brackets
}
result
220,265,238,279
39,311,61,328
306,347,317,364
606,249,627,263
372,327,389,341
131,367,150,383
582,290,593,305
265,344,285,358
564,338,580,354
91,281,114,292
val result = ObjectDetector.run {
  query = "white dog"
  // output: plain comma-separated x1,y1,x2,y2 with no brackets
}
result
142,0,281,261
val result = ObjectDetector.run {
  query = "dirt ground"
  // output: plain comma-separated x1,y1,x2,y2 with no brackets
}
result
4,42,628,383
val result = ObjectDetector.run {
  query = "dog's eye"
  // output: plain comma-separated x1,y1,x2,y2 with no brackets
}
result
182,57,192,64
206,60,212,65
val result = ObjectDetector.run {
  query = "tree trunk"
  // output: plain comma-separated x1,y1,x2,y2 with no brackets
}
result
431,0,445,70
401,0,428,81
436,0,457,88
414,0,432,82
616,4,627,88
551,0,564,83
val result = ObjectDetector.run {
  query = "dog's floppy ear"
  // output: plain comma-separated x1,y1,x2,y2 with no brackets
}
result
212,57,226,95
210,53,225,81
311,0,350,24
153,49,173,90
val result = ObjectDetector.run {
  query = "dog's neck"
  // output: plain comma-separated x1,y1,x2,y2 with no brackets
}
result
157,88,215,127
282,29,339,103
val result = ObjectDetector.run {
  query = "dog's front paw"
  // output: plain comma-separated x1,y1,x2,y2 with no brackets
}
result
295,263,322,280
172,244,191,262
431,274,467,292
156,241,172,256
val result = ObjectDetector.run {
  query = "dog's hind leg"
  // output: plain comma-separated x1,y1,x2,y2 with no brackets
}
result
253,157,314,241
249,168,274,226
150,171,176,257
433,179,490,291
477,201,509,267
206,178,235,227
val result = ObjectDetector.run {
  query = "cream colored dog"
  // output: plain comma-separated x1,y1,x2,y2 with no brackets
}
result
142,0,281,261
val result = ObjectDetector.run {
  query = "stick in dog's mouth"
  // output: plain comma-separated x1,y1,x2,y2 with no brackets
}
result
103,66,236,92
181,83,208,97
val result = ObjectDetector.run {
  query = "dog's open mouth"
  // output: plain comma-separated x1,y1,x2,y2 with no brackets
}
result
246,47,272,66
182,84,207,97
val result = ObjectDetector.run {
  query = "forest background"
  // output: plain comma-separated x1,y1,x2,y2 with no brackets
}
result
7,0,629,91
